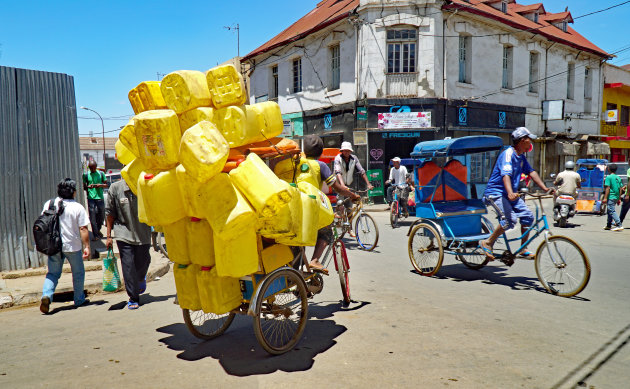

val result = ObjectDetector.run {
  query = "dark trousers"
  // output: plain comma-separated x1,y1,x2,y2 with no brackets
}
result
116,241,151,303
620,197,630,225
88,199,105,236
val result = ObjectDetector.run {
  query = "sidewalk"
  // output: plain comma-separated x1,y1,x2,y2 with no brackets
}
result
0,242,170,309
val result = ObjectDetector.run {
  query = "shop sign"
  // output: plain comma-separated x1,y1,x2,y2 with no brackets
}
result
378,112,431,129
282,120,293,137
366,169,384,197
324,114,332,130
458,107,467,126
357,107,367,120
353,131,367,145
382,132,422,139
498,111,506,128
606,110,618,123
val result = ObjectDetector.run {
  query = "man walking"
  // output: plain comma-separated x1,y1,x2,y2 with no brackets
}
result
105,177,152,309
603,163,624,231
40,178,91,314
83,161,107,240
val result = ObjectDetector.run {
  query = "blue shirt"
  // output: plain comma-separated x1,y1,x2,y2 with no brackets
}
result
484,147,533,197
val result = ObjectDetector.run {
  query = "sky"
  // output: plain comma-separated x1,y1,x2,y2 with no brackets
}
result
1,0,629,138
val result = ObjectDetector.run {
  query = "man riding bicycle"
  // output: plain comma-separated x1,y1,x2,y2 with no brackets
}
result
480,127,553,260
385,157,413,216
303,135,360,272
333,141,373,220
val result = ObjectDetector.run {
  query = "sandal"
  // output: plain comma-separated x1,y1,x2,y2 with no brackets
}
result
308,261,329,275
518,250,535,259
127,301,139,310
479,241,495,260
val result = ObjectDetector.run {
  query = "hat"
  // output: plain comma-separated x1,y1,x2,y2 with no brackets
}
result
512,127,537,140
391,157,401,162
340,141,353,152
303,135,324,158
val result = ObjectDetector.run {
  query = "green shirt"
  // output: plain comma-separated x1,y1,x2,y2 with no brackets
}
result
83,171,106,200
605,173,622,200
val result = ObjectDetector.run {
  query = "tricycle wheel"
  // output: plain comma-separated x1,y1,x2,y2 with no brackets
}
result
407,223,444,276
253,269,308,355
182,309,235,340
456,224,490,270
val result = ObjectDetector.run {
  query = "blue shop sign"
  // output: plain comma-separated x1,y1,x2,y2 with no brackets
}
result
382,132,422,139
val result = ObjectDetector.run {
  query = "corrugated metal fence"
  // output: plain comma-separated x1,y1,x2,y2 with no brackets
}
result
0,66,83,271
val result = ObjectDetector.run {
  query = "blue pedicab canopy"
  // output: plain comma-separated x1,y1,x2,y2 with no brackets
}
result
410,136,504,158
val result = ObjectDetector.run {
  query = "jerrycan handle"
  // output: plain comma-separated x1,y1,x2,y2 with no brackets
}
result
190,217,202,222
144,174,154,180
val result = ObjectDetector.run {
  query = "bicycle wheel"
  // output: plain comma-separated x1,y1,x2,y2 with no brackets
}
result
535,235,590,297
408,223,444,276
253,269,309,355
354,212,379,251
390,201,399,228
333,241,351,304
155,232,168,258
456,224,491,270
182,309,235,340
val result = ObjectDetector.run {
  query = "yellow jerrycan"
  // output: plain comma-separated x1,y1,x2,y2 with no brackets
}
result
214,225,258,278
136,169,186,226
205,64,247,108
160,70,211,114
245,102,283,142
163,218,190,265
178,121,229,183
276,193,319,246
178,107,214,134
257,183,301,238
119,120,139,158
187,217,215,267
174,264,202,311
175,164,204,218
120,158,149,195
229,153,292,218
128,81,167,114
133,109,181,171
297,181,335,229
260,244,294,273
195,173,256,239
197,266,242,315
115,139,135,166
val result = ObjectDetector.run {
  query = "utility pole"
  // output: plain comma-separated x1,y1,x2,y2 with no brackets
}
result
157,72,167,81
224,24,240,58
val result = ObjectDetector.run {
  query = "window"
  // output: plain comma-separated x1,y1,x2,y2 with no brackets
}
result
459,35,472,83
330,44,340,90
292,58,302,93
584,67,592,113
387,29,417,73
501,1,508,13
271,65,278,99
621,106,630,127
562,21,568,32
502,46,513,89
528,52,539,93
567,63,575,100
533,13,539,23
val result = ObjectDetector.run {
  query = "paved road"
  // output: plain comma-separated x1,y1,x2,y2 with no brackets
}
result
1,199,629,388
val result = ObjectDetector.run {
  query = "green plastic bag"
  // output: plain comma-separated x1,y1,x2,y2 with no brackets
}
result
103,248,122,292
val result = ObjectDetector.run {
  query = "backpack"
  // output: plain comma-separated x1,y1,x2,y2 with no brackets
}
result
33,198,65,256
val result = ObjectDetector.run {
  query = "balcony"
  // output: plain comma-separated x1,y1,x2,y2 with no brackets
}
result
386,73,418,97
601,122,630,137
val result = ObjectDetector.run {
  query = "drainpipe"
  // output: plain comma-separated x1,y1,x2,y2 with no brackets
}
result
443,8,458,140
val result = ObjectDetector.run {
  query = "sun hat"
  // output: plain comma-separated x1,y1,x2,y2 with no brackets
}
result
340,141,353,152
391,157,401,162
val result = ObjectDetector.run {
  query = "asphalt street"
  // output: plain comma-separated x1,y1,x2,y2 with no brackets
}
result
1,198,628,388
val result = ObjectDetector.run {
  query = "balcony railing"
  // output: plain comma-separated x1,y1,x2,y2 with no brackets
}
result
601,122,630,137
386,73,418,97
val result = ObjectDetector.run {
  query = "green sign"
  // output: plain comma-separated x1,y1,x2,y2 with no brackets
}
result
367,169,384,197
357,107,367,121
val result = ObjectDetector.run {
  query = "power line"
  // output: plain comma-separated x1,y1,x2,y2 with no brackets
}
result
78,115,132,121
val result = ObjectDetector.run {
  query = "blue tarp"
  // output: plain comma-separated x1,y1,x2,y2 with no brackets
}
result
410,136,504,158
576,159,608,189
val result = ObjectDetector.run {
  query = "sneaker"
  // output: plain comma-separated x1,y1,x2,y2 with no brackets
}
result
603,226,612,230
613,226,624,231
40,296,50,314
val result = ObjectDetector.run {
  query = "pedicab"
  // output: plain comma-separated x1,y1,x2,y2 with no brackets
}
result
406,136,591,297
575,159,608,215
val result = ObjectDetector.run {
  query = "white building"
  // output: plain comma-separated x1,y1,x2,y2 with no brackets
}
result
243,0,610,183
79,136,118,172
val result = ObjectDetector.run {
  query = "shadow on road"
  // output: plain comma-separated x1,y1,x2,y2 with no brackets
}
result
108,293,175,310
156,300,369,376
47,298,108,315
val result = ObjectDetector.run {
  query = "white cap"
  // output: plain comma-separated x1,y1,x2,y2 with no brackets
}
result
340,141,353,152
391,157,401,162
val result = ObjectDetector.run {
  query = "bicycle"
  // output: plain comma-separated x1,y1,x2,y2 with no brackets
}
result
390,184,410,228
333,190,379,251
151,229,168,258
409,190,591,297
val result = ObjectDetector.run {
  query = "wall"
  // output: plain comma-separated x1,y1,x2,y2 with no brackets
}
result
0,66,83,271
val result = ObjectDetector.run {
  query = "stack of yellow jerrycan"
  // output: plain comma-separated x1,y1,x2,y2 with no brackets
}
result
116,64,334,315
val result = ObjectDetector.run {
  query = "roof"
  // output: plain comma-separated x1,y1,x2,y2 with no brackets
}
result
242,0,359,61
513,3,545,14
411,136,504,158
445,1,610,58
622,64,630,71
79,137,117,151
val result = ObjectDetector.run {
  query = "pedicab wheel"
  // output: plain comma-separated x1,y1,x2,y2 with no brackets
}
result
354,213,379,251
182,309,235,340
333,241,351,304
408,223,444,276
390,201,399,228
253,269,309,355
535,235,591,297
456,224,491,270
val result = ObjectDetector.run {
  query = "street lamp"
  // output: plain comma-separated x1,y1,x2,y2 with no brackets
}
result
80,106,106,170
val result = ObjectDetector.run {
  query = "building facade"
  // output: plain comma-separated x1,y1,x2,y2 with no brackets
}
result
79,136,119,172
243,0,610,190
602,63,630,162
